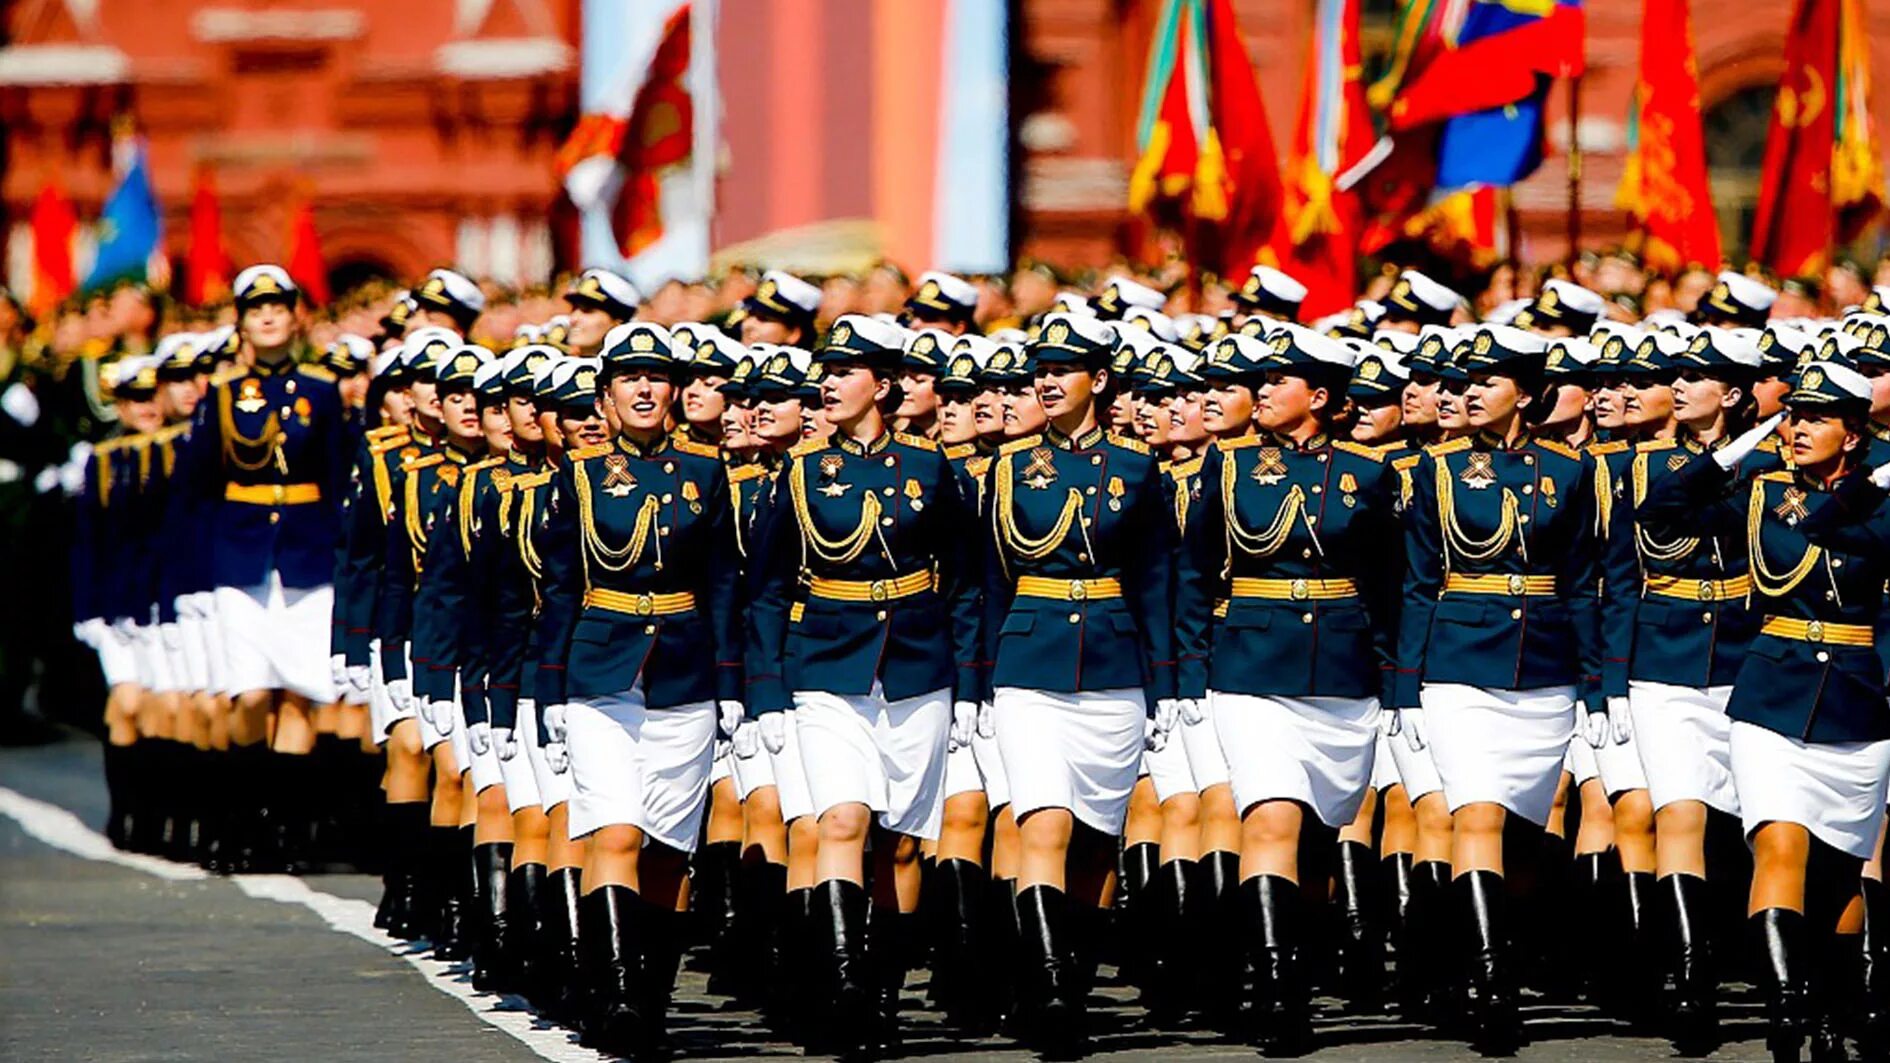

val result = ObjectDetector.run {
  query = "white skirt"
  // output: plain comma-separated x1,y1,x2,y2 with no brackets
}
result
1631,681,1738,815
1213,691,1380,827
1565,732,1599,785
1370,731,1401,791
974,727,1011,809
178,614,211,693
710,738,734,785
179,592,222,694
731,727,777,801
214,572,336,703
993,686,1146,834
153,623,188,693
1422,683,1576,826
1730,721,1890,859
523,699,574,810
367,639,416,744
1181,698,1232,790
794,684,951,839
1384,709,1445,800
132,623,174,692
770,711,816,822
1145,723,1197,803
466,704,504,795
95,623,139,688
498,703,543,814
565,683,717,850
944,741,982,800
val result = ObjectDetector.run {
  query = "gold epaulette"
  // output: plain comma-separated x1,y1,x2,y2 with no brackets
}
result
95,437,125,455
401,452,445,473
468,455,507,473
1590,439,1633,455
1426,438,1471,457
1106,432,1151,455
965,455,992,477
1217,435,1262,452
729,463,770,484
1169,456,1204,477
672,437,719,459
511,471,554,491
1758,470,1794,483
998,434,1042,455
211,364,245,387
296,364,336,382
370,432,412,455
154,422,190,444
894,432,939,452
1392,453,1422,471
1755,437,1782,454
569,442,612,461
1332,440,1386,463
943,442,977,461
1533,438,1581,461
788,437,829,458
367,425,409,443
1633,438,1676,453
1371,440,1411,459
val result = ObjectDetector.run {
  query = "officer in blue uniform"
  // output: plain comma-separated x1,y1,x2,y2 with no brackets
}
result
1393,323,1604,1053
532,322,741,1056
1176,325,1396,1051
979,311,1176,1052
1639,361,1890,1062
744,313,981,1052
187,265,349,874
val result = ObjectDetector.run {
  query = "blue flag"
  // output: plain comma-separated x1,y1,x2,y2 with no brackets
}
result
85,132,161,290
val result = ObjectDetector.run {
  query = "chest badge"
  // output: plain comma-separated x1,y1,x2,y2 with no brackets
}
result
1107,475,1125,511
816,453,851,497
1668,452,1689,472
236,377,266,414
1460,452,1497,490
904,477,924,511
681,480,701,513
601,454,638,498
1251,447,1287,486
1022,447,1058,490
1774,486,1809,525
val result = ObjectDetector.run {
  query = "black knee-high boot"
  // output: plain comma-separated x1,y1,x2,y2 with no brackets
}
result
776,884,814,1037
1118,841,1160,989
381,803,430,939
1383,854,1418,1015
1014,884,1083,1057
507,861,546,1000
988,876,1021,1029
1662,873,1719,1053
102,742,133,850
814,879,873,1053
869,905,919,1054
470,841,514,991
579,885,643,1051
733,860,784,1007
1860,877,1890,1057
694,840,741,989
1242,874,1311,1057
1142,857,1196,1025
1333,840,1384,1010
1753,908,1809,1063
1568,851,1612,1003
1199,850,1243,1025
637,894,686,1060
229,743,271,874
1408,860,1453,1024
429,825,471,961
200,747,237,875
934,858,991,1030
1615,869,1657,1025
1458,870,1520,1056
544,867,586,1023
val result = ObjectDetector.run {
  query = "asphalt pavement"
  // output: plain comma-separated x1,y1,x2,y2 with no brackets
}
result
0,733,1784,1061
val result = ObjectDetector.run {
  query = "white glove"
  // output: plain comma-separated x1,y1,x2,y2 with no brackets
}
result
468,721,492,755
1581,708,1609,749
160,624,182,652
1179,697,1205,726
2,381,41,427
1606,696,1634,745
1714,411,1787,470
1385,707,1426,752
950,701,977,751
345,665,372,697
759,712,788,755
545,740,570,774
493,726,519,760
542,703,569,744
60,442,91,497
717,700,745,740
732,719,761,759
1148,698,1181,752
976,701,996,740
387,677,413,712
111,616,136,640
1870,460,1890,491
427,700,456,735
330,654,348,689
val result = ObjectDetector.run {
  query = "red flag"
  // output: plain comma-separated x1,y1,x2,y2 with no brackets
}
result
28,182,76,317
286,198,330,306
1201,0,1282,276
1388,3,1587,132
184,166,230,305
1616,0,1719,273
1751,0,1844,276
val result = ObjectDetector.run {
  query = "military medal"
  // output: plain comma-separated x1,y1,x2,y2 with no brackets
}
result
1023,447,1057,490
1539,476,1557,507
236,377,266,414
1774,486,1810,525
1668,452,1689,471
1460,452,1497,490
904,478,924,511
682,480,701,513
1252,447,1287,486
602,454,637,498
1107,476,1125,511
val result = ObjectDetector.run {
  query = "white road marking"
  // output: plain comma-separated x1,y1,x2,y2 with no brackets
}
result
0,785,609,1063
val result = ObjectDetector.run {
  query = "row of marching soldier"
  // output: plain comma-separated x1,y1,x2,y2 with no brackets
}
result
71,256,1890,1063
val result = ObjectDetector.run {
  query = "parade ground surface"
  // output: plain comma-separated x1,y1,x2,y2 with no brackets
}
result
0,733,1784,1062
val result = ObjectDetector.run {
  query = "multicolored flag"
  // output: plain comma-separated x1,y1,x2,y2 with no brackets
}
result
1271,0,1382,316
28,182,76,317
1616,0,1720,273
1128,0,1282,276
184,165,230,306
84,120,164,291
1751,0,1884,276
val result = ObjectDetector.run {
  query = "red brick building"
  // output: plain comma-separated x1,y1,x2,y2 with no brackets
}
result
2,0,1884,298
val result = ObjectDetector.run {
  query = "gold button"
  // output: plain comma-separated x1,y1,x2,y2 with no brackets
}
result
1081,517,1092,527
644,624,656,635
1832,558,1844,568
1518,514,1530,524
1522,484,1534,495
875,610,887,621
1086,486,1097,495
1817,651,1830,663
1307,515,1318,525
1702,613,1713,624
1310,484,1323,494
883,487,895,496
1091,456,1101,465
1077,552,1088,562
663,462,674,473
285,380,296,394
662,493,673,503
1317,454,1328,463
280,406,292,417
1523,455,1535,465
881,517,894,526
1510,608,1522,620
1302,549,1313,558
885,456,896,467
1301,613,1313,624
268,512,279,524
1069,613,1081,624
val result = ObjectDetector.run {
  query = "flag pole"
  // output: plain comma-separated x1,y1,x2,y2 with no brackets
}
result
1565,73,1582,270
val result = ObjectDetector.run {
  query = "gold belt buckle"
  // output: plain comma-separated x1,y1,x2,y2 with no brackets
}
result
869,580,889,603
1697,580,1716,602
273,484,287,505
1289,578,1309,601
1069,580,1088,602
1506,574,1525,596
634,593,655,617
1808,620,1825,642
